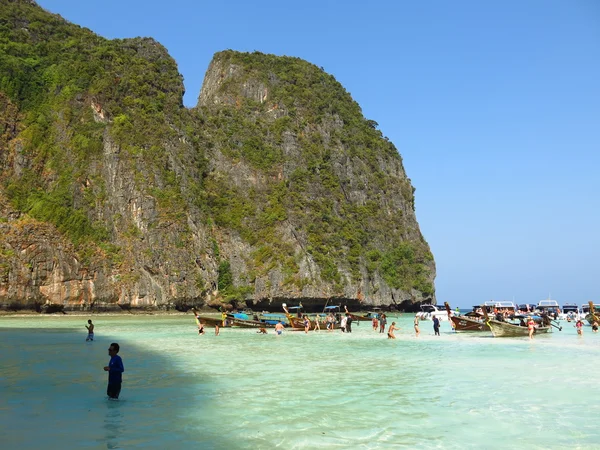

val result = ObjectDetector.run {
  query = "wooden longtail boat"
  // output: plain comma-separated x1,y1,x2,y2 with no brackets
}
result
585,301,600,325
282,305,339,330
445,302,490,332
481,307,553,337
229,317,274,328
191,310,231,328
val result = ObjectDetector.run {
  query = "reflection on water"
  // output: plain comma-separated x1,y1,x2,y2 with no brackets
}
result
0,314,599,449
104,401,124,449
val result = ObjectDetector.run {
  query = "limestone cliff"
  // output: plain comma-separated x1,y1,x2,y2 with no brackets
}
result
0,1,435,312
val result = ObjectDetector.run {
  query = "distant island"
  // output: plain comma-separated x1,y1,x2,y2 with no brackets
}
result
0,0,435,313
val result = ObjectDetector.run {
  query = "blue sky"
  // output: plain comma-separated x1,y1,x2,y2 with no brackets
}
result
36,0,600,308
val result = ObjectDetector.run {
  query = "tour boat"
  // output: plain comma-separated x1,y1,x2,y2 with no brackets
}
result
535,299,560,317
559,303,579,321
415,304,449,321
446,301,517,332
481,308,556,337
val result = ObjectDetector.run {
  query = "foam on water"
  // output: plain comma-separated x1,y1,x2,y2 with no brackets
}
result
1,314,599,449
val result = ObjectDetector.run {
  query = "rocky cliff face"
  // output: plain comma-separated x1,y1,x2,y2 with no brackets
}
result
0,2,435,312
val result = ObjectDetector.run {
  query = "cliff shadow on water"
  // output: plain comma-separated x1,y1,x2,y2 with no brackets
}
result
0,316,232,449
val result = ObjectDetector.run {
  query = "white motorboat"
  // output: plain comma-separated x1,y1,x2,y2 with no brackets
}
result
535,299,560,318
559,303,579,321
416,304,449,321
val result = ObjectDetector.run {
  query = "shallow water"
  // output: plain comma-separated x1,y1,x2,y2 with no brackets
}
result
1,314,599,449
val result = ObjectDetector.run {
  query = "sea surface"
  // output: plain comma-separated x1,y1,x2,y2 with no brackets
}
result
1,314,599,449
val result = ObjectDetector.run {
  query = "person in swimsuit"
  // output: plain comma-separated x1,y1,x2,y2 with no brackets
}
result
527,317,536,339
275,321,284,335
85,320,94,341
303,315,310,334
575,319,584,335
313,315,321,332
326,314,335,331
387,322,399,339
414,315,420,337
257,326,267,334
372,316,378,331
191,309,205,335
592,320,599,333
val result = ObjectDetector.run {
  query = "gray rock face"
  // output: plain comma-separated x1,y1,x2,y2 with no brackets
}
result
0,34,435,312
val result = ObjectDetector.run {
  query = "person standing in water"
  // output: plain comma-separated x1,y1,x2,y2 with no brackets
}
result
191,309,205,335
346,314,353,333
575,319,584,335
104,343,124,400
527,317,536,339
432,316,440,336
275,321,285,335
313,315,321,332
379,314,387,334
303,315,311,334
414,315,420,337
340,314,348,333
85,320,94,341
387,322,399,339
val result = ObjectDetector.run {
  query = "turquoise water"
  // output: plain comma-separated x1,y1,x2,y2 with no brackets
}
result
1,314,599,449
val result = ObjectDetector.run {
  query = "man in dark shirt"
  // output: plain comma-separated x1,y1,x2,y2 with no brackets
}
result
345,314,353,333
104,343,125,400
433,316,440,336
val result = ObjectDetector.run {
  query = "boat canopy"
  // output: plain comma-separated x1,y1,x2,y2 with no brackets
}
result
482,301,500,307
420,304,441,312
537,300,559,307
518,304,536,310
561,304,578,312
324,305,341,310
496,301,516,308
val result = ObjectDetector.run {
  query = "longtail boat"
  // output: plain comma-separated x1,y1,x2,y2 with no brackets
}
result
223,311,298,329
191,310,230,327
481,307,554,337
229,317,275,328
282,305,339,330
585,301,600,325
445,302,490,332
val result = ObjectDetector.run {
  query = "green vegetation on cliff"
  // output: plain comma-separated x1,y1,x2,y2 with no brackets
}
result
0,0,434,305
196,51,434,295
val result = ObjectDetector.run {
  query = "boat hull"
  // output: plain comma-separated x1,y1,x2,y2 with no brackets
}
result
286,316,339,330
488,320,551,337
195,315,231,327
450,315,490,332
230,318,274,328
585,313,598,325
